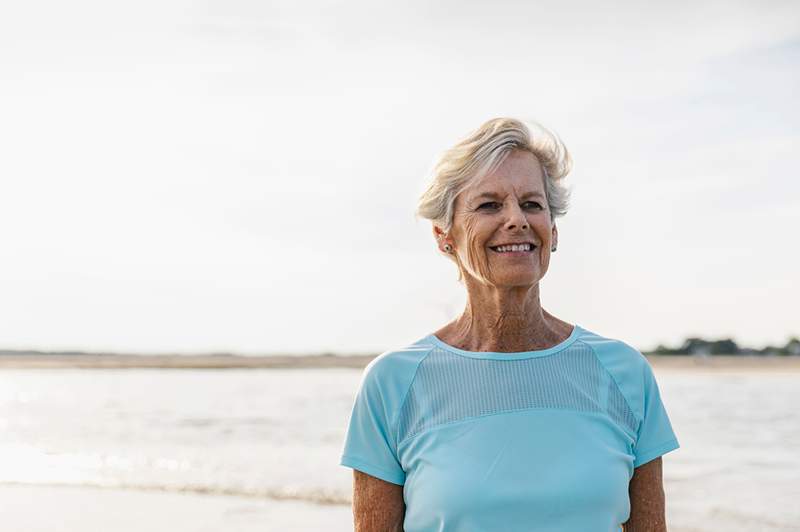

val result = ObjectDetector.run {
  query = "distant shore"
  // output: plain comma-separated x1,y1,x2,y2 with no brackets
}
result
0,352,374,369
0,352,798,370
645,354,800,372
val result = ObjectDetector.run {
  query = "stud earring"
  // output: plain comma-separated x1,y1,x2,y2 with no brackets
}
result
551,246,557,252
443,243,453,253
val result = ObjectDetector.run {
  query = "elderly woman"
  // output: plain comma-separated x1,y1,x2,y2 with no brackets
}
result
340,118,679,531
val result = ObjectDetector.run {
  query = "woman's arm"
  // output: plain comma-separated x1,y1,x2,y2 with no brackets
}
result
353,470,405,532
623,457,667,531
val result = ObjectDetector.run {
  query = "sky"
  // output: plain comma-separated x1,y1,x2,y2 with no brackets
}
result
1,0,798,354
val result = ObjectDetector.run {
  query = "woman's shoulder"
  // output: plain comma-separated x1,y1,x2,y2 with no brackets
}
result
367,335,436,369
574,325,649,369
575,325,663,423
358,335,437,392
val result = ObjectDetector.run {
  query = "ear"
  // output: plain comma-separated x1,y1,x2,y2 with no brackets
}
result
432,224,452,253
551,222,558,250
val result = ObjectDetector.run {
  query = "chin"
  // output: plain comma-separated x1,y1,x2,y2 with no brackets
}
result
488,272,541,288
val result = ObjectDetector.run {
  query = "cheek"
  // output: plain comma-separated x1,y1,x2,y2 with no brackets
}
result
461,214,488,251
533,217,554,241
460,214,494,281
461,214,477,242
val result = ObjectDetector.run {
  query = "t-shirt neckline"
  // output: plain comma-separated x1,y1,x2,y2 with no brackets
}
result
424,324,582,360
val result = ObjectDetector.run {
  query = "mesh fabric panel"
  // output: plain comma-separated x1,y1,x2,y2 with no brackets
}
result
397,341,638,446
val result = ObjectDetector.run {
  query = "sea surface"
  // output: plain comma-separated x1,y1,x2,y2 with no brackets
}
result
0,367,797,531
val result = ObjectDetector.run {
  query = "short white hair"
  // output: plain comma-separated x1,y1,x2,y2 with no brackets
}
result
417,117,572,233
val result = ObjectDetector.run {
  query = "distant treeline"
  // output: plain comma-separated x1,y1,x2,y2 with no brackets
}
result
1,336,799,359
650,336,800,356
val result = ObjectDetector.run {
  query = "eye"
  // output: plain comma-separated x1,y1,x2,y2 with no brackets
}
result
522,201,543,210
477,201,502,211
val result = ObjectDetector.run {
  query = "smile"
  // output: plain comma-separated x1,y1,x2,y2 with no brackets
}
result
489,243,536,253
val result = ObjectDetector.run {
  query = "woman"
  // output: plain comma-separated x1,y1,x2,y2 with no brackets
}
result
340,118,680,531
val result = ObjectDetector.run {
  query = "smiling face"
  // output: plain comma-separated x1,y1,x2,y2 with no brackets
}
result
435,149,558,288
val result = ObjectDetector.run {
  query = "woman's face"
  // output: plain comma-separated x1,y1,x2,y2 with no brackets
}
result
442,149,557,288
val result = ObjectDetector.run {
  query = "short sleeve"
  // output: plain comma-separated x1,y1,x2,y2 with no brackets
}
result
340,352,419,485
633,362,680,467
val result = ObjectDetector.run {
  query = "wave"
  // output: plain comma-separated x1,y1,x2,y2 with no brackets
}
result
0,480,351,506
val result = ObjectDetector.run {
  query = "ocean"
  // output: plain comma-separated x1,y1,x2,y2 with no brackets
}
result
0,366,797,531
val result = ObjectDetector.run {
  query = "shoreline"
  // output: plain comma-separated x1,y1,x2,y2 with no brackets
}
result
645,354,800,372
0,353,797,370
0,483,352,532
0,353,375,369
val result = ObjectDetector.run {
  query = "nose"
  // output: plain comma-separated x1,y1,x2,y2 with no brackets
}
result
505,203,529,231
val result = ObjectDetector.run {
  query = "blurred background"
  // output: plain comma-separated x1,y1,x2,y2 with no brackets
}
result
1,1,798,530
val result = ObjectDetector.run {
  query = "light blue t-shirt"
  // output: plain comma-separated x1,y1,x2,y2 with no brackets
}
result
340,325,680,531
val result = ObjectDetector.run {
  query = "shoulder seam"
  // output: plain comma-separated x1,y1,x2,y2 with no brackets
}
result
391,344,436,449
578,338,643,430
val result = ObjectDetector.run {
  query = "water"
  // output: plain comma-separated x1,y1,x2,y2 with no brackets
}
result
657,371,800,531
0,367,797,530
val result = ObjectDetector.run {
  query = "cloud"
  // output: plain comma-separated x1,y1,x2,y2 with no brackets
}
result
1,0,798,351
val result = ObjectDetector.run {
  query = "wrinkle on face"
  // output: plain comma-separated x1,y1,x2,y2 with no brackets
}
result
432,149,571,353
445,149,556,289
456,206,494,286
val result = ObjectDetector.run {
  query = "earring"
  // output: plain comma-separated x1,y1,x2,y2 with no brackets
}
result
551,246,557,252
443,243,453,253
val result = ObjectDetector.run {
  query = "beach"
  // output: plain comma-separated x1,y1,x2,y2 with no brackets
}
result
0,360,797,531
1,352,798,371
0,352,374,369
0,483,353,532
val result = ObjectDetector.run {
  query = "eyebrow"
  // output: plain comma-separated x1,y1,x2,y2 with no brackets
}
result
471,191,545,202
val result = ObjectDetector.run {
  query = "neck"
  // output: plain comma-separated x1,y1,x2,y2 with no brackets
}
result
437,281,572,353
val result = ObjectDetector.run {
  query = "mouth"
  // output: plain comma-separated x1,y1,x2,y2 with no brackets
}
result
488,242,537,254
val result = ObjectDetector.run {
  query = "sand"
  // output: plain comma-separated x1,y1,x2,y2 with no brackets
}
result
645,354,800,372
0,352,797,371
0,353,374,369
0,483,353,532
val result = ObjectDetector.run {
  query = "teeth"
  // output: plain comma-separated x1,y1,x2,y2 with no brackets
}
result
495,243,532,252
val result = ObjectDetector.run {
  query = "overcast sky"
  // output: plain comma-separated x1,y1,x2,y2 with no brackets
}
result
1,0,798,354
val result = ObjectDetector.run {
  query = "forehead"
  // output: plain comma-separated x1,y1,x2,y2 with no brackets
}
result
463,150,545,200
